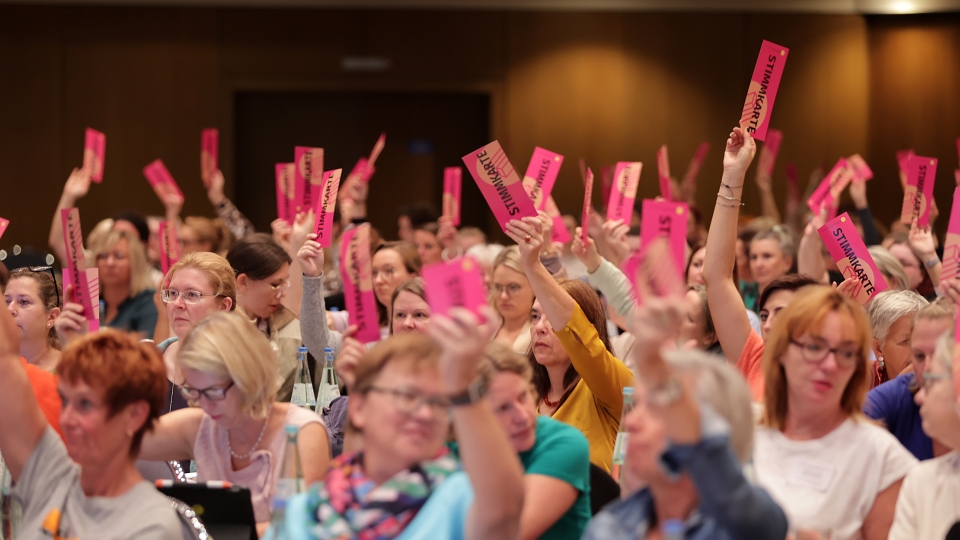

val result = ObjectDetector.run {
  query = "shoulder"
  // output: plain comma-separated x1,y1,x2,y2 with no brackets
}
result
847,418,918,462
130,289,157,306
125,484,189,539
535,416,589,452
284,404,326,430
272,307,300,336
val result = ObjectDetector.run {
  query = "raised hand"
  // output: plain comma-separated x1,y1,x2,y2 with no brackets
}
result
722,127,757,176
600,219,632,267
849,179,868,209
290,210,314,255
162,191,184,223
334,326,364,392
428,306,496,394
54,285,88,348
62,167,92,204
571,226,602,273
271,218,293,252
908,217,938,263
537,212,555,255
437,216,458,253
297,234,325,278
206,169,226,206
504,216,544,267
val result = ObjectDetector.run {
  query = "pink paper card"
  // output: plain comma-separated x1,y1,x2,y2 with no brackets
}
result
521,147,564,211
200,128,219,185
606,162,642,222
757,129,782,177
683,142,710,183
275,163,295,224
60,208,98,325
739,40,789,141
462,141,538,233
818,213,888,304
442,167,462,227
806,158,853,214
897,149,915,175
621,251,642,300
940,187,960,283
339,223,380,343
0,217,8,241
421,257,488,319
847,154,873,181
657,146,672,201
581,168,595,244
313,169,342,248
955,169,960,187
294,146,325,214
158,220,181,276
143,160,183,202
367,133,387,174
544,196,570,244
83,128,106,183
640,199,689,279
900,155,938,226
338,157,370,204
62,268,100,332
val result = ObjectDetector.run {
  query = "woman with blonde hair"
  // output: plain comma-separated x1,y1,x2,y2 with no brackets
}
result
866,290,927,387
868,246,910,291
179,216,231,255
139,311,329,534
754,286,917,539
490,246,536,354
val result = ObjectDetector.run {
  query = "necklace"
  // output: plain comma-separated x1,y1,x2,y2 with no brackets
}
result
227,413,270,460
543,395,560,408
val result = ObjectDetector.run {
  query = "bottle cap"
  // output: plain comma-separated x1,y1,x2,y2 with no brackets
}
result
663,519,684,534
622,386,635,395
285,424,298,435
324,347,334,353
298,346,308,353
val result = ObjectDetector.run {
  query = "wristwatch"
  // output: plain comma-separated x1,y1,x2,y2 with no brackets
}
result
449,379,483,407
925,257,940,269
646,376,683,408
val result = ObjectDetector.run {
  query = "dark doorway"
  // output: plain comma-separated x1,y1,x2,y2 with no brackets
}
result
234,91,490,240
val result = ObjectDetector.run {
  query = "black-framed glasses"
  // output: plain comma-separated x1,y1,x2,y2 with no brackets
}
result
180,381,234,402
161,289,219,305
26,266,60,308
790,339,861,367
366,386,451,418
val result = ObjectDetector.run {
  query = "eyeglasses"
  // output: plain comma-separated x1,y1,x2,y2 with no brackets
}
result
920,372,951,390
366,386,451,418
180,381,234,402
371,267,397,280
161,289,220,305
790,339,861,367
25,266,60,308
264,279,291,299
492,283,524,298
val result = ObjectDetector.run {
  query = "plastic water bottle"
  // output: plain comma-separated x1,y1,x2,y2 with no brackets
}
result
663,518,684,540
267,425,304,539
317,347,341,411
610,386,635,482
291,347,316,410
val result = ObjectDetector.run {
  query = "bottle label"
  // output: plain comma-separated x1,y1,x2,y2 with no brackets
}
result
291,383,312,408
612,432,629,465
318,384,341,410
274,477,300,503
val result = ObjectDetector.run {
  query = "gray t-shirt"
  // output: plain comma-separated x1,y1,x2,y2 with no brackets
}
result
13,427,186,540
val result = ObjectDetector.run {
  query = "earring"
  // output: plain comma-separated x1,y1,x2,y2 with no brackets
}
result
126,429,134,437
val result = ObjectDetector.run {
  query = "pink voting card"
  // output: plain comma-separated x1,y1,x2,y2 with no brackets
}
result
294,146,324,215
940,187,960,283
62,268,100,332
338,157,369,204
807,158,852,214
421,257,488,319
313,169,342,248
847,154,873,181
544,196,570,244
143,160,183,202
462,141,538,233
521,147,564,211
339,223,380,343
897,149,915,176
818,212,888,304
955,169,960,187
683,142,710,184
60,208,98,326
640,199,688,280
740,40,789,141
657,146,672,201
443,167,462,227
201,129,218,185
367,133,386,172
0,217,8,241
900,155,938,227
83,128,106,183
606,162,642,222
757,129,782,177
158,220,181,276
581,168,595,244
275,163,295,224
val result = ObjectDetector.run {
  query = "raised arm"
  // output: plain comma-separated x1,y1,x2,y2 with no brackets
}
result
207,170,257,240
429,307,524,540
572,227,637,322
504,217,576,330
909,219,941,292
48,167,92,265
0,293,49,481
797,207,829,283
137,407,204,462
754,148,781,223
298,235,344,361
702,127,757,364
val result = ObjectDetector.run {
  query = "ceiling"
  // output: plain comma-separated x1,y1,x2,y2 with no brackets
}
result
2,0,959,13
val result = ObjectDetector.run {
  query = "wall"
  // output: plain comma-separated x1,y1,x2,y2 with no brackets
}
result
0,5,886,253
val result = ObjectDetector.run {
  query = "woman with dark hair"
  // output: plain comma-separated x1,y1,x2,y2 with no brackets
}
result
413,222,443,266
504,216,634,472
5,267,61,372
372,241,422,331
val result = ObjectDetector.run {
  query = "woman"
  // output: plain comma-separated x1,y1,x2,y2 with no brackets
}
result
491,246,536,354
157,251,237,413
889,329,960,539
754,286,917,539
685,242,706,286
865,301,954,460
226,233,302,401
373,241,422,332
414,222,444,266
504,216,634,471
390,278,431,335
681,285,720,353
272,309,525,540
476,341,591,540
5,267,61,372
866,290,927,387
749,226,795,295
0,306,185,538
179,216,230,256
139,311,329,533
888,226,940,300
95,229,158,338
868,246,910,291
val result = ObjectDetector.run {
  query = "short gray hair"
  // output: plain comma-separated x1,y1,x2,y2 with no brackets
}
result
752,226,796,260
868,246,909,291
867,289,928,342
663,349,754,463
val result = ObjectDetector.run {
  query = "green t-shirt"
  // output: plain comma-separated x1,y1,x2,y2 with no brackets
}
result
519,416,592,540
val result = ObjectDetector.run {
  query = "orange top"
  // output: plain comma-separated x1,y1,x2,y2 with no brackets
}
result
737,331,766,402
22,358,62,437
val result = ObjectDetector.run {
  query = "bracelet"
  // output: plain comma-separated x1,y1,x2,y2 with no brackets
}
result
717,193,745,206
720,182,743,191
441,247,463,261
925,258,940,269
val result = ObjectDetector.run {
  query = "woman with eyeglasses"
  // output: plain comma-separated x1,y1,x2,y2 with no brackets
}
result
226,233,303,402
5,267,62,372
491,246,536,354
139,311,330,535
753,286,917,539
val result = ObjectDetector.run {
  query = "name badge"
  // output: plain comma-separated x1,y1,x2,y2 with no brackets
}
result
786,458,835,493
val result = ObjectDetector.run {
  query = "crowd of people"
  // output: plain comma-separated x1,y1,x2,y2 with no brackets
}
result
1,124,959,540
